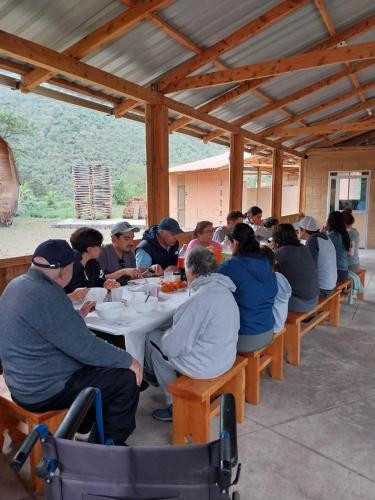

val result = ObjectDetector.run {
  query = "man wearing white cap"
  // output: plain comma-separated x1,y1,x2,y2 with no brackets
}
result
298,216,337,297
98,221,159,285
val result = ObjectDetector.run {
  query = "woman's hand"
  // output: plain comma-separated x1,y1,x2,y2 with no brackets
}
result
104,279,119,290
68,287,88,302
79,301,96,317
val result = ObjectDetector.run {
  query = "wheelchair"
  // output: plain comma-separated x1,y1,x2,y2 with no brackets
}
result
12,388,241,499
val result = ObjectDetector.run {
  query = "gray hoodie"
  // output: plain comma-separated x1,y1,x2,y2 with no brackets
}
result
161,273,240,379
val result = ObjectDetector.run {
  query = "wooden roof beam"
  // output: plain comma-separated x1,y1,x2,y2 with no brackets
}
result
168,15,375,133
113,0,229,118
281,120,375,136
0,30,304,158
157,0,310,91
21,0,175,92
165,41,375,93
258,79,375,138
204,59,374,143
314,0,370,114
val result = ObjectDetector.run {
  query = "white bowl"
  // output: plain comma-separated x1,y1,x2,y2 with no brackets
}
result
86,287,108,303
95,302,124,320
132,296,158,313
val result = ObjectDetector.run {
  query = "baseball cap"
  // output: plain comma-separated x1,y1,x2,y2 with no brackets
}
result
297,216,320,232
111,220,140,236
158,217,183,234
32,239,74,269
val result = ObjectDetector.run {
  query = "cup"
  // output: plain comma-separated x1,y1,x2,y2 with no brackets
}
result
86,287,107,303
164,270,174,282
111,286,124,302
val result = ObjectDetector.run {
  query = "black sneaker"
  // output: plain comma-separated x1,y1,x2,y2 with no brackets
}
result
152,405,173,422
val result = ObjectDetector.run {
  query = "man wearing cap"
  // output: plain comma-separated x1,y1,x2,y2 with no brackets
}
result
0,240,141,445
135,217,183,271
98,221,147,286
297,216,337,297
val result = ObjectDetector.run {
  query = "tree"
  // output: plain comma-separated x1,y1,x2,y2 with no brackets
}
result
0,105,36,158
113,180,129,205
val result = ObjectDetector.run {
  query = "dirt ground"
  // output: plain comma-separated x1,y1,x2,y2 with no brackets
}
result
0,218,114,258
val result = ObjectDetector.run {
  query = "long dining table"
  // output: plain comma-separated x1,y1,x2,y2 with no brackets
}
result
84,285,190,365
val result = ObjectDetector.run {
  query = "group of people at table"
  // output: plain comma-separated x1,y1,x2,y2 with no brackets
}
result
0,206,360,445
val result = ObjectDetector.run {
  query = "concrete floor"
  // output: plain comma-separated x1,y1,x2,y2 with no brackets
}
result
1,250,374,500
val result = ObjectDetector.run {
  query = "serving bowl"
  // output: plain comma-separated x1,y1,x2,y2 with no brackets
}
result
132,295,158,313
95,302,124,320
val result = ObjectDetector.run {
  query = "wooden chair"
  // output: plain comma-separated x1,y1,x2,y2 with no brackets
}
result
285,290,341,366
168,356,247,445
239,328,285,405
0,376,66,492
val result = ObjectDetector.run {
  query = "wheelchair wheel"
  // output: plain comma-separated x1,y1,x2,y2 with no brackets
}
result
232,492,240,499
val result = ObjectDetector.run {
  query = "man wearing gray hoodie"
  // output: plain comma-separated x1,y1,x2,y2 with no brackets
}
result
144,247,240,422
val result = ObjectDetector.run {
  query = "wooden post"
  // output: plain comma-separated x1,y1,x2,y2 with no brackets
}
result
145,103,169,226
229,133,244,211
272,148,283,219
299,158,307,215
256,166,261,205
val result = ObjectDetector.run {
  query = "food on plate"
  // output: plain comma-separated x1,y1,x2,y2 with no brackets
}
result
160,280,187,293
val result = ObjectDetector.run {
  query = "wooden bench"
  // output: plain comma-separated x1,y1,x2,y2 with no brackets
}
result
357,268,366,301
0,376,66,492
285,289,341,366
168,356,247,445
239,328,285,405
336,268,366,300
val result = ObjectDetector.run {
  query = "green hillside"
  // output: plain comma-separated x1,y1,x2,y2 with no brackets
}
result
0,83,225,217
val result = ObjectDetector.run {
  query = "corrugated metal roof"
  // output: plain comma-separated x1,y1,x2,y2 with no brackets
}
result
0,0,373,153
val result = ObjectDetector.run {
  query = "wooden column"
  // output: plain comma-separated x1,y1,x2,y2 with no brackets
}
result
145,103,169,226
272,148,283,219
299,158,307,215
229,133,244,211
256,166,261,205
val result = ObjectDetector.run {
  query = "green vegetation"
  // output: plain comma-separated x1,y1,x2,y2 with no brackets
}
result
0,84,225,218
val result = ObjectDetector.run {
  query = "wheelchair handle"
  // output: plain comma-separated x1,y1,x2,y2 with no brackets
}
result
11,424,49,472
54,387,97,441
220,393,238,466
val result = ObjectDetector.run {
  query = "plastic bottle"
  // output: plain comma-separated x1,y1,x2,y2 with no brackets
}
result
221,236,232,263
178,244,187,281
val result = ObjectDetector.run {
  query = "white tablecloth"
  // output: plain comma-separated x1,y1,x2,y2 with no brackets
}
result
84,290,190,365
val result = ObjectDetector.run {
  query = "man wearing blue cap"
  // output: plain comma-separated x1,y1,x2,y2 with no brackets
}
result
0,239,141,445
135,217,183,271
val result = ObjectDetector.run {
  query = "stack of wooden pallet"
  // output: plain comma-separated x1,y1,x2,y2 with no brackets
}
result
72,165,112,219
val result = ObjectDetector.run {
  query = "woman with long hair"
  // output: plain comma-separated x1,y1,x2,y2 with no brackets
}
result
326,211,350,281
218,223,277,352
342,209,360,272
273,223,319,313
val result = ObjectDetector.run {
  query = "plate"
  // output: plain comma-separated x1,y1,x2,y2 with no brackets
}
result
128,277,162,286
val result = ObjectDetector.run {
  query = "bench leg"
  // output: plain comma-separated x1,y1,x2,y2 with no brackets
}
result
243,355,260,405
172,396,210,445
268,334,284,380
222,367,246,422
285,323,301,366
357,272,365,301
328,293,341,328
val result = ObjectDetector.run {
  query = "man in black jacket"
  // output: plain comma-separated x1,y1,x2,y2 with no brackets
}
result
135,218,183,272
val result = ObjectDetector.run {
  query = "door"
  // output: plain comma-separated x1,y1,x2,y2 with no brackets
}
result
327,171,370,248
177,184,185,228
